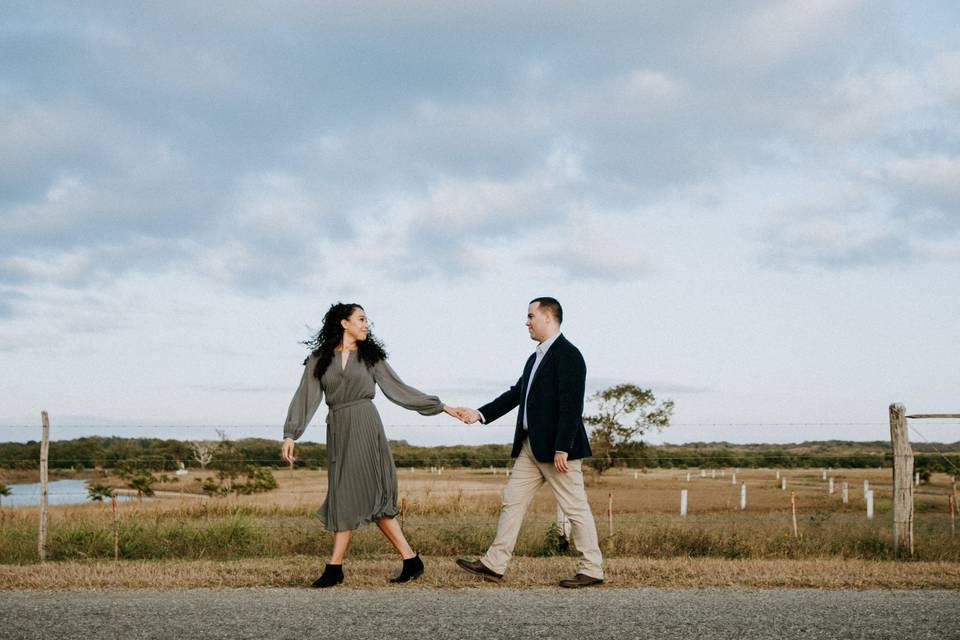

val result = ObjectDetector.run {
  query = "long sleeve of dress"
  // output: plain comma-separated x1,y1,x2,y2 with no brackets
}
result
373,359,444,416
283,358,324,440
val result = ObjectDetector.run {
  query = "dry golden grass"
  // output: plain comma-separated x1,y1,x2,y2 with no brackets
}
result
2,556,957,590
10,465,952,516
3,467,956,566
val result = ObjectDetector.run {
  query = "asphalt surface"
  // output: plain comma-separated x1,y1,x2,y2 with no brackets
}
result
1,587,956,640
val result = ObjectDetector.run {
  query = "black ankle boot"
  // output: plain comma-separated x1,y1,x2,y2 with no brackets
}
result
312,563,344,588
390,553,424,583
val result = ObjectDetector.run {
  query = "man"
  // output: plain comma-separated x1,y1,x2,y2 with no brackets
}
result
456,297,604,588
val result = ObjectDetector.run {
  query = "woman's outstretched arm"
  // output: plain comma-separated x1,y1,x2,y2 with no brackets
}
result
283,357,325,441
372,359,461,418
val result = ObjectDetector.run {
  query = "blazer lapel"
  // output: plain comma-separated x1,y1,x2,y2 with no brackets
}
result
519,353,537,398
527,334,564,393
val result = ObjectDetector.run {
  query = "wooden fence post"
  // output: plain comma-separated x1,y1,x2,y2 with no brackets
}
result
38,411,50,563
607,493,613,536
781,477,786,491
112,495,120,561
889,403,914,557
739,482,746,511
949,495,955,538
790,492,798,539
680,489,688,517
864,479,870,494
731,473,736,485
828,477,834,495
842,482,849,505
866,490,874,521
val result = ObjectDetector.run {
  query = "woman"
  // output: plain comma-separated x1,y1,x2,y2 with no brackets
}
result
280,302,462,587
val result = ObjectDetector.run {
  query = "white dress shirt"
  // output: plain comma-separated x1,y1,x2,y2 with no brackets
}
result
522,331,561,431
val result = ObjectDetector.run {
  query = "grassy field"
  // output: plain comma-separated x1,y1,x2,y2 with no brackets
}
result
2,466,958,588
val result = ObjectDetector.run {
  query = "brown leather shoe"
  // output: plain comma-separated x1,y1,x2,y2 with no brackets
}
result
455,558,503,581
559,573,604,588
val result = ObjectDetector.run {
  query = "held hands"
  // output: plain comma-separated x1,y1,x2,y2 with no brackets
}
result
458,408,482,424
443,405,467,421
442,405,482,424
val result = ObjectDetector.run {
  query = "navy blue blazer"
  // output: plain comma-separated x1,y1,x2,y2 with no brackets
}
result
478,334,592,463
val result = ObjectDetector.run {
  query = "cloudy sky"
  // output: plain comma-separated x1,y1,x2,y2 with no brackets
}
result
2,1,959,447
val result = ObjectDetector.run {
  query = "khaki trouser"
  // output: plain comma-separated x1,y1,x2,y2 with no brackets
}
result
481,438,604,579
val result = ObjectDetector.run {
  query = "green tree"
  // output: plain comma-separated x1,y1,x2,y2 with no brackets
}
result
87,483,114,502
584,384,674,475
127,472,156,499
0,482,11,507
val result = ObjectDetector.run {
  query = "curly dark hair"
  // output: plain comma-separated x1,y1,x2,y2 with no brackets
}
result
303,302,387,381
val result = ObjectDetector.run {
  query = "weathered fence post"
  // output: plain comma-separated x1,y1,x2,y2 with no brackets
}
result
949,495,955,538
686,472,691,482
828,477,834,495
889,403,914,557
112,495,120,561
38,411,50,563
864,479,870,494
680,489,688,517
842,482,849,505
781,477,786,491
739,482,746,511
731,473,736,485
607,493,613,536
790,492,798,539
866,490,874,521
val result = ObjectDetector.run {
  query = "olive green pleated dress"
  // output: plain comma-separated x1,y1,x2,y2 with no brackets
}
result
283,351,443,532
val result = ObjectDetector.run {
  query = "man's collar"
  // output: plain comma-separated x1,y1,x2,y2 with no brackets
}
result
537,331,562,353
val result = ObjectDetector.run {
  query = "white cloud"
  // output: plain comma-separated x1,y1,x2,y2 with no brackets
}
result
885,155,960,201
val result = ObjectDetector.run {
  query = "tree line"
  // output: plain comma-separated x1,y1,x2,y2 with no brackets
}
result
2,385,957,475
1,436,957,474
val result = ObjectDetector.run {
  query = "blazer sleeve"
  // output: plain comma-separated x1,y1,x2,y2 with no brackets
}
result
477,374,524,424
554,345,586,454
283,358,324,441
373,359,444,415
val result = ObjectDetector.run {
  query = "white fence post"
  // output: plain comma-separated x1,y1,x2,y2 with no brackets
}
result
739,482,747,511
842,482,849,505
680,489,688,517
866,490,874,520
828,477,834,495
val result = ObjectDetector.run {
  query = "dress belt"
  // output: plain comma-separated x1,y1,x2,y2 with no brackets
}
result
326,398,373,422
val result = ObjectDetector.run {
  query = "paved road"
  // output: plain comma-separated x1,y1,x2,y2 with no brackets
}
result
1,588,956,640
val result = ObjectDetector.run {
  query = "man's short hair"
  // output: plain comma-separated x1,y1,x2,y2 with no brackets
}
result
530,296,563,324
